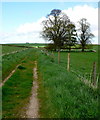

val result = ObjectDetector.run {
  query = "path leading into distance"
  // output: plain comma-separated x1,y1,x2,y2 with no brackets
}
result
26,61,39,118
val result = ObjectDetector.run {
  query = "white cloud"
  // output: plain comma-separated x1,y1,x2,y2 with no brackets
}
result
62,5,98,44
63,5,98,30
1,5,98,44
1,17,47,43
16,17,46,34
0,32,46,43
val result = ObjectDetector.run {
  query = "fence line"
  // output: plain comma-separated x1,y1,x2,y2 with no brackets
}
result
40,49,98,89
71,69,98,89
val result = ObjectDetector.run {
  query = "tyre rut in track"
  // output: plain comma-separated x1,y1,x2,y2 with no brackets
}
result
26,61,39,118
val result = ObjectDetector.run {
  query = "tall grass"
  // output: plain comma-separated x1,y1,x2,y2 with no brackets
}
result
37,50,98,118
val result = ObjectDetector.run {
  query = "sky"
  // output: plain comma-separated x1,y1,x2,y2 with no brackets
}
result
0,1,99,44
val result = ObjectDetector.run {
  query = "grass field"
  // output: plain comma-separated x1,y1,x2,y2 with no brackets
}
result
2,43,47,48
2,45,27,54
1,44,99,119
51,45,98,81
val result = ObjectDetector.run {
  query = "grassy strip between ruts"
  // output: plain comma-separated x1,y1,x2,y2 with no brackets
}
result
37,50,98,119
2,48,37,118
2,48,34,81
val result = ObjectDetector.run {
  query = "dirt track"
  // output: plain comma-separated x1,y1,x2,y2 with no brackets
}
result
26,61,39,118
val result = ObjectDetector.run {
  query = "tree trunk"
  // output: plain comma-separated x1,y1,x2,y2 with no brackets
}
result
82,46,85,52
69,48,71,52
58,49,60,64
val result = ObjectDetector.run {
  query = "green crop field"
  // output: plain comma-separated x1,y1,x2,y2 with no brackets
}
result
2,45,27,54
3,43,47,48
1,44,99,119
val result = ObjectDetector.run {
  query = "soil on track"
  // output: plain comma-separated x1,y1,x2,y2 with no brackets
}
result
26,61,39,118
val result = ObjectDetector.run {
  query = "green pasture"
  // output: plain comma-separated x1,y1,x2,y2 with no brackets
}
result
53,51,98,73
32,45,45,48
51,45,98,79
3,43,47,48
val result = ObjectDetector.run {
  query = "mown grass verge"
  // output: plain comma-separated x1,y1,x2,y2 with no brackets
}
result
37,50,98,119
2,48,37,118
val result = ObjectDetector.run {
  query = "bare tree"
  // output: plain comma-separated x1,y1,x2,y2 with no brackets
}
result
64,23,77,51
78,18,94,52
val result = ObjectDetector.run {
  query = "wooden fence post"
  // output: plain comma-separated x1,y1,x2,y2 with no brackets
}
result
91,62,97,86
67,53,70,71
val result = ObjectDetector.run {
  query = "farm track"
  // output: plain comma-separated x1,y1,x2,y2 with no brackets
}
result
0,63,21,87
1,54,28,87
2,48,28,56
26,61,39,118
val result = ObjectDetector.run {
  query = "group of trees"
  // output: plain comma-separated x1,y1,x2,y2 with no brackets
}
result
41,9,94,52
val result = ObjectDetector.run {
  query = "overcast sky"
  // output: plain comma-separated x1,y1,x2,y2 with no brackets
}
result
1,1,98,44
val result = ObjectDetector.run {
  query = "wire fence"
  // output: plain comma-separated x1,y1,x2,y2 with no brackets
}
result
71,69,99,89
40,49,99,89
